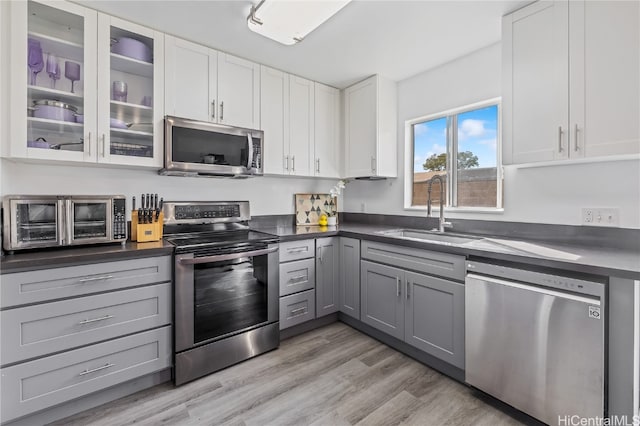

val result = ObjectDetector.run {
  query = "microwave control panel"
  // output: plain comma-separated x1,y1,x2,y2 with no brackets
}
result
113,199,127,240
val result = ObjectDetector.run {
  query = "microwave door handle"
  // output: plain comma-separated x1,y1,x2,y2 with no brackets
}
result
58,200,66,246
178,246,278,265
247,134,254,170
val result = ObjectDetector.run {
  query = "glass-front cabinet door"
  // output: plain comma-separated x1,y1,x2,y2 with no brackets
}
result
97,14,164,167
9,0,97,162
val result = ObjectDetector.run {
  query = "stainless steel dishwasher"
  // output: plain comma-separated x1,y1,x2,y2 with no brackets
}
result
465,260,606,425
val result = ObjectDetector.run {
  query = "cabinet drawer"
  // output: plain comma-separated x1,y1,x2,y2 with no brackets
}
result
361,241,465,282
280,290,315,330
1,256,172,308
1,283,171,365
0,326,171,423
279,258,315,296
279,240,315,262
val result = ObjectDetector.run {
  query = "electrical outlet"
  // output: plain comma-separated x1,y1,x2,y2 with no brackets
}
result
582,208,620,227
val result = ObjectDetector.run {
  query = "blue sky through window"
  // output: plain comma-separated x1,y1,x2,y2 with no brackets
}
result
414,105,498,171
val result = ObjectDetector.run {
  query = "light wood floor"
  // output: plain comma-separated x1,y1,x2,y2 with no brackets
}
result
52,322,524,426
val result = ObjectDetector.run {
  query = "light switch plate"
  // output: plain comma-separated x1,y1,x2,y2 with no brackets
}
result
582,208,620,227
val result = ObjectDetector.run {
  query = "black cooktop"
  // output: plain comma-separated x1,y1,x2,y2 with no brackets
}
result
165,229,278,253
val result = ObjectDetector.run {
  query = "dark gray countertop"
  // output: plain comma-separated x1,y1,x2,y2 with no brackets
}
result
2,222,638,279
0,241,175,274
253,223,640,280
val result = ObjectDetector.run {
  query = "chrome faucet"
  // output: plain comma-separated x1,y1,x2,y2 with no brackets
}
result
427,175,452,233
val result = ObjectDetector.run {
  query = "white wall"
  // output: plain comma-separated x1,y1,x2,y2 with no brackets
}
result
1,159,340,217
343,43,640,229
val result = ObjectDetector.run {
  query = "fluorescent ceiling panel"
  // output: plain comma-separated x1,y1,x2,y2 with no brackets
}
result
248,0,352,46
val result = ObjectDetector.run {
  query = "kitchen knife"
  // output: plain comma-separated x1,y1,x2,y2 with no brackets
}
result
141,194,146,224
146,193,151,223
132,196,136,211
156,197,163,221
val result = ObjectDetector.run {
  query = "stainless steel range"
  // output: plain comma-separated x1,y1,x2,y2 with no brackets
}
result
163,201,280,386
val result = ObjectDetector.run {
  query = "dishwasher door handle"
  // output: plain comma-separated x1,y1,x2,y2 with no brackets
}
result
466,273,600,305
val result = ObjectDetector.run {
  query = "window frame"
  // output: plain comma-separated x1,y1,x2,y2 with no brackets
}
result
404,97,503,212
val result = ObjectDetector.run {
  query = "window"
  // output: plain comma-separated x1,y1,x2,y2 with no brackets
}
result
406,100,502,210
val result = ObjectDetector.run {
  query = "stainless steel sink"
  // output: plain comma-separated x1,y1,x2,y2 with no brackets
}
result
377,229,480,245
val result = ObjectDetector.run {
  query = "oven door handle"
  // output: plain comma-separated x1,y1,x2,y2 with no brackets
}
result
178,246,278,264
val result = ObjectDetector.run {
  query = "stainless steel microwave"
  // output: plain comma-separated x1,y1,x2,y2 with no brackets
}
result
160,116,263,178
2,195,127,252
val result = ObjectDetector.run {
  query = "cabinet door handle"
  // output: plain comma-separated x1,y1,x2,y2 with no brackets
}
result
396,277,401,297
291,156,295,172
316,159,320,174
220,101,224,121
318,246,323,263
86,132,91,156
101,134,106,157
406,281,410,299
211,100,216,119
78,275,114,283
558,126,563,153
78,314,114,325
284,155,289,171
371,156,376,173
78,363,115,376
574,124,580,152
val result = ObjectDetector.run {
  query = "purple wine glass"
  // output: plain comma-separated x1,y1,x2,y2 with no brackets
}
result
27,39,44,86
64,61,80,93
46,54,60,89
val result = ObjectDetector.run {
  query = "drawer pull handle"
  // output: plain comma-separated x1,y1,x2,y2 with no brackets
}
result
289,275,307,284
287,248,307,253
78,314,114,325
78,363,115,376
290,307,307,316
78,275,114,283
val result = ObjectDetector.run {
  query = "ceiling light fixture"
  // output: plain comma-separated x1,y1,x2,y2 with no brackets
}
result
247,0,352,46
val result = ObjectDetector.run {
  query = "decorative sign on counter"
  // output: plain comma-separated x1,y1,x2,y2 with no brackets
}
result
295,194,337,225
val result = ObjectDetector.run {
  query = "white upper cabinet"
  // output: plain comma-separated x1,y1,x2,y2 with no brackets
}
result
503,0,639,165
569,0,639,158
6,0,164,167
288,75,314,176
343,75,397,179
217,53,260,129
165,36,260,130
260,65,289,175
164,35,214,123
314,83,340,178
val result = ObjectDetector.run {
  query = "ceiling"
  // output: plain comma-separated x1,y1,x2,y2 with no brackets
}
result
77,0,529,89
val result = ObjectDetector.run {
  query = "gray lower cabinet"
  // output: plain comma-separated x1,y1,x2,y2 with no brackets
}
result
339,237,361,319
0,326,171,423
315,237,339,317
1,283,171,365
360,243,465,369
280,290,316,329
405,271,465,368
360,260,405,340
278,240,316,330
279,258,315,296
0,255,173,424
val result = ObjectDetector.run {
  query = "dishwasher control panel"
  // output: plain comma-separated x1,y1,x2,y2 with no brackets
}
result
466,261,605,298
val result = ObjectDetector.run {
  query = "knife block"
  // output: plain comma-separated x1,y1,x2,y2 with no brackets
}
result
131,211,163,242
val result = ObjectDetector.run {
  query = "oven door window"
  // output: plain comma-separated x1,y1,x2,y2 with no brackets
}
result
194,254,268,343
72,202,107,240
14,202,59,244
